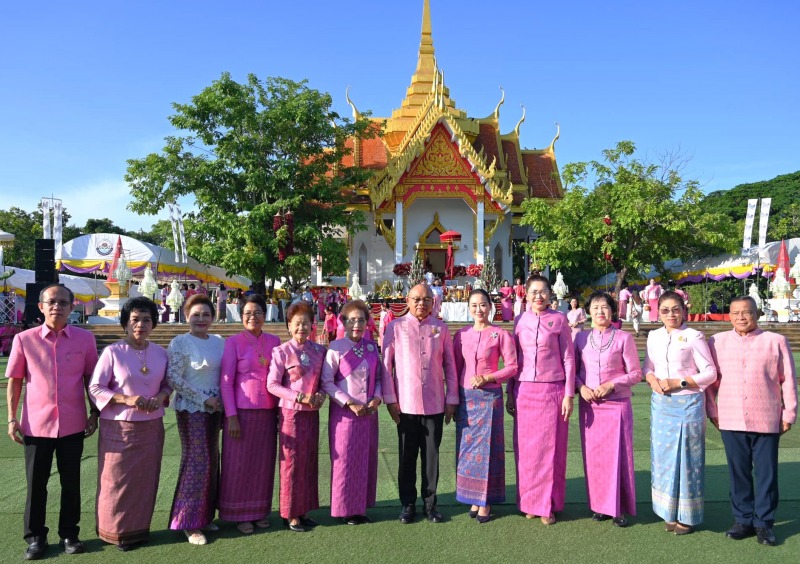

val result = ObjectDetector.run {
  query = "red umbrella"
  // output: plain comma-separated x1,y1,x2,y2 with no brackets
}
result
106,236,123,282
439,230,461,244
776,239,790,280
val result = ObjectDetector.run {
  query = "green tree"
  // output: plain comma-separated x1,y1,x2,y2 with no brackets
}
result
125,73,377,293
520,141,738,295
0,206,80,269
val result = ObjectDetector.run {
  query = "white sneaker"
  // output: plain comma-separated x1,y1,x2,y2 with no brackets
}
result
184,530,207,545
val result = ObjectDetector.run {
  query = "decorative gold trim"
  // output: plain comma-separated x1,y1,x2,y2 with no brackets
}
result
419,211,446,245
374,211,396,250
484,213,505,246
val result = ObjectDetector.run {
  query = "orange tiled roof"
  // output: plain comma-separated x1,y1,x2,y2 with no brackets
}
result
502,140,524,185
522,152,561,199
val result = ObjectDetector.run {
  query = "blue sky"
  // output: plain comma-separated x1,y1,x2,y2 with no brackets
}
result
1,0,798,233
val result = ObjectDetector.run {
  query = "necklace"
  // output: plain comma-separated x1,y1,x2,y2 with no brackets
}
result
248,332,268,366
130,341,149,374
351,340,364,359
589,328,616,352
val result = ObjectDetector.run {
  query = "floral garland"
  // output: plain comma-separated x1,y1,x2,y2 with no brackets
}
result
393,262,412,276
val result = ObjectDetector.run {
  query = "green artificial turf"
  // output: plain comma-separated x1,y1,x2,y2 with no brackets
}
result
1,357,799,562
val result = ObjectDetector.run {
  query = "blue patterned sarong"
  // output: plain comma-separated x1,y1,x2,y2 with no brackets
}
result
650,392,706,525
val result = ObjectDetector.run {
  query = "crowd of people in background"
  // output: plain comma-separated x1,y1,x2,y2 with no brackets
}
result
4,275,797,559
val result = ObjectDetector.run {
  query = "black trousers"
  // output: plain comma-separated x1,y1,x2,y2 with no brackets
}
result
23,432,85,542
397,413,443,508
720,430,780,528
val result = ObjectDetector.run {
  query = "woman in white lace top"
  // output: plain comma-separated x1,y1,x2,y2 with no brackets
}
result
166,294,226,545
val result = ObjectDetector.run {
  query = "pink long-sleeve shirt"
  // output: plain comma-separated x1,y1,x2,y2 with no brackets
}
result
453,326,518,390
89,341,171,421
220,331,281,416
642,325,717,395
321,338,383,407
574,328,642,400
508,309,575,397
5,325,98,438
381,314,459,414
266,338,326,411
706,328,797,433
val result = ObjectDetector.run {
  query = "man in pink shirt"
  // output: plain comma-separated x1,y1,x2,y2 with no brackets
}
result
5,284,99,560
706,295,797,547
382,284,458,524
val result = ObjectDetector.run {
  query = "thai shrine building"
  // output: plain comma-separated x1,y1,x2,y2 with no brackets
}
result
339,0,563,289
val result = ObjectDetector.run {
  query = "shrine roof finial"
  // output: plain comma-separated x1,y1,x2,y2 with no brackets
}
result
549,122,561,152
514,105,526,137
493,87,505,122
345,85,361,120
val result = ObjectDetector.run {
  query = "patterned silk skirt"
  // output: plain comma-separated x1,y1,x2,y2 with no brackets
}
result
169,410,222,530
455,386,506,506
279,408,320,518
328,403,378,517
513,381,569,517
650,392,706,525
580,397,636,518
219,408,278,522
96,419,165,546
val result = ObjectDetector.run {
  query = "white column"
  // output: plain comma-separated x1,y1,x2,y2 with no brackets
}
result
476,201,485,264
395,201,404,263
315,254,323,286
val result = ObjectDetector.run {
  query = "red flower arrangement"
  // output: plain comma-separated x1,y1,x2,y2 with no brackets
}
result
466,264,483,277
452,265,467,277
393,262,412,276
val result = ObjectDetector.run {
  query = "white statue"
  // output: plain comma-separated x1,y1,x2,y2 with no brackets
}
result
748,282,762,309
349,272,363,301
167,280,184,310
425,271,434,286
138,265,159,300
770,269,791,299
552,271,569,299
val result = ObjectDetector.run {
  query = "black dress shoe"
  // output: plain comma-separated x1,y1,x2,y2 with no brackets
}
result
283,519,307,533
592,513,610,522
612,517,629,528
342,516,360,525
399,505,416,524
476,514,492,524
468,510,478,519
62,537,85,554
425,508,444,523
359,515,373,524
25,540,47,560
756,527,776,546
725,523,755,540
300,517,319,528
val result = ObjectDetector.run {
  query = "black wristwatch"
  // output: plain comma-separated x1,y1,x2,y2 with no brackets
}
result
679,379,688,389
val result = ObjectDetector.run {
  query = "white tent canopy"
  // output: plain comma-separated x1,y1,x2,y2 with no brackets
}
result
0,229,15,243
0,267,110,304
56,233,251,290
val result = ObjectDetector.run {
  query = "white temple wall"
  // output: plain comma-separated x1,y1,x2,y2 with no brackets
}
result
348,211,395,291
403,199,475,264
486,215,514,283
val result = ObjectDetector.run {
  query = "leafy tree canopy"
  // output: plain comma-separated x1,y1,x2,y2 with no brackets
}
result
699,170,800,242
125,73,378,292
520,141,738,294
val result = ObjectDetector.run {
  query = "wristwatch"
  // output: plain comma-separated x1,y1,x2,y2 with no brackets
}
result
679,379,688,389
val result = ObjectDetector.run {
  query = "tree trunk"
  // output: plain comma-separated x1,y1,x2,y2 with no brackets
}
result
614,266,629,298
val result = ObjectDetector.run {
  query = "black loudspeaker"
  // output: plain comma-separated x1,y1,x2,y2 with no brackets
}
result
35,239,55,253
24,282,51,325
34,239,57,283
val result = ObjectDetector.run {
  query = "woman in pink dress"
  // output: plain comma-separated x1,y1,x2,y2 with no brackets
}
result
89,297,171,551
498,280,514,322
267,302,327,533
219,294,281,535
512,278,526,317
643,278,663,323
320,300,382,524
453,289,518,523
507,275,575,525
566,298,587,340
574,292,641,528
324,305,337,343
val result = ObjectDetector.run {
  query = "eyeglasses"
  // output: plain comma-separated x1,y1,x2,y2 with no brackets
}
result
528,290,549,297
242,311,264,318
409,297,433,304
345,318,367,325
659,308,683,315
42,300,71,307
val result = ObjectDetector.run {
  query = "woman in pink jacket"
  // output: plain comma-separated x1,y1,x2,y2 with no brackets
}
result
574,292,642,527
267,302,327,532
219,294,281,535
453,289,518,523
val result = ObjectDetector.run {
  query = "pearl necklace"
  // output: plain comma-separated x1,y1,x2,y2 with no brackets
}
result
589,328,616,352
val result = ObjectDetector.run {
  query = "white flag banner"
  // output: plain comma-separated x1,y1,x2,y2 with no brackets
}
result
41,199,51,239
757,198,771,252
168,203,181,263
175,204,188,264
0,246,4,270
53,201,63,250
741,198,758,254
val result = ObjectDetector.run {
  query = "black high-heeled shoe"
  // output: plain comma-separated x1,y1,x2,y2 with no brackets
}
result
283,518,307,533
468,510,478,519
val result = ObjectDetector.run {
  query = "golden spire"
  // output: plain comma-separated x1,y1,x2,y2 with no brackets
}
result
418,0,434,72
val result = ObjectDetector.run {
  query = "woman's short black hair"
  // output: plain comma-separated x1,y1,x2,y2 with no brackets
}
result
120,297,159,329
585,291,617,318
238,294,267,316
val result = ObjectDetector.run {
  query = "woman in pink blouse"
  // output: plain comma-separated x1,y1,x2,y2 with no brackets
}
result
574,292,641,527
507,275,575,525
219,294,281,535
453,289,518,523
267,302,327,533
89,297,171,551
643,291,717,535
498,280,514,322
321,300,382,525
566,298,587,339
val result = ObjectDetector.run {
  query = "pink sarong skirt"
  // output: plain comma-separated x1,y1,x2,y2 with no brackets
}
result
279,408,320,518
328,403,378,517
